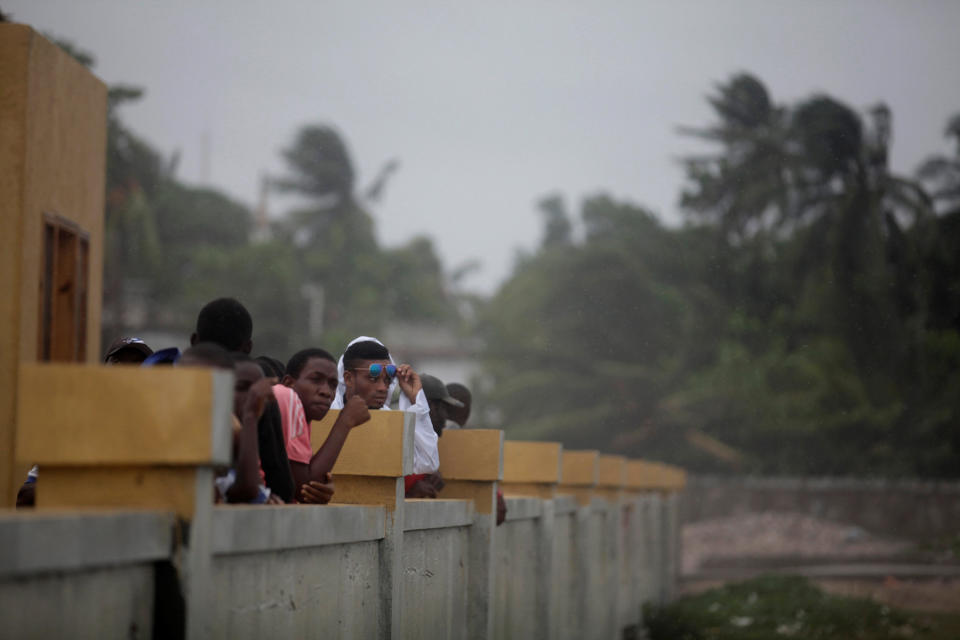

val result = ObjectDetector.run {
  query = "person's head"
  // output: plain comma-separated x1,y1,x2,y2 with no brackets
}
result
255,355,285,379
191,297,253,354
342,340,395,409
446,383,472,427
179,342,234,369
103,336,153,364
283,348,337,422
421,374,465,437
232,353,265,417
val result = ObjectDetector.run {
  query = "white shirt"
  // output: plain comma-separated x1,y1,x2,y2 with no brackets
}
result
331,336,440,474
399,388,440,474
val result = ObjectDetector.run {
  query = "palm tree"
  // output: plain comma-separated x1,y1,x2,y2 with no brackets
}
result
918,113,960,215
679,73,938,432
680,73,795,241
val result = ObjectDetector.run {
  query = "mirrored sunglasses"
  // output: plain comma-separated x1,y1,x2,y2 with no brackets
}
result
356,363,397,382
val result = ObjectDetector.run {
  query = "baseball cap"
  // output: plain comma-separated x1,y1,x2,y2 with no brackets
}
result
420,373,465,407
103,337,153,362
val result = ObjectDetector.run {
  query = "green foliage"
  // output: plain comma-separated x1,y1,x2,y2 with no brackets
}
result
175,242,306,356
275,125,356,206
482,74,960,476
643,575,960,640
96,61,454,361
273,125,452,350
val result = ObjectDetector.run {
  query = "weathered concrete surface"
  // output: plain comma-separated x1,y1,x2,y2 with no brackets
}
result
212,504,385,554
0,509,173,576
0,509,171,639
210,540,383,638
618,496,646,635
661,493,680,603
462,485,498,640
1,564,154,639
581,499,612,640
403,498,473,531
680,475,960,542
550,496,578,640
639,493,664,606
398,498,474,637
206,503,390,637
0,482,685,639
493,498,546,639
400,526,470,639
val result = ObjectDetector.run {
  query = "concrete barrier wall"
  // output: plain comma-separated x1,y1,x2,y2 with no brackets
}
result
550,496,579,640
400,499,473,639
4,375,686,640
1,28,687,638
488,491,672,640
493,497,549,639
680,475,960,541
581,498,615,640
0,510,174,639
207,504,388,638
0,489,680,640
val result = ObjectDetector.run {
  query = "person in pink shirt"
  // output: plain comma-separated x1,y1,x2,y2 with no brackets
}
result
274,348,370,503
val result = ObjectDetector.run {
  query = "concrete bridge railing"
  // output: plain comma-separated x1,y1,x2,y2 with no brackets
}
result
2,364,686,639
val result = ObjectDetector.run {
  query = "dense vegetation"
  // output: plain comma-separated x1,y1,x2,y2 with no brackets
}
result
88,41,452,357
482,75,960,477
70,30,958,478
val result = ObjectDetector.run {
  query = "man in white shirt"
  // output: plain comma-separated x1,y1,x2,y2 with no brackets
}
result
332,337,440,492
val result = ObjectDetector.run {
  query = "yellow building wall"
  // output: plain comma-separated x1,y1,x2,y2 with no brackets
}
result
0,24,107,504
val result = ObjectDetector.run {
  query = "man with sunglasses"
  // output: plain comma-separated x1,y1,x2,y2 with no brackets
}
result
333,337,441,497
275,348,371,504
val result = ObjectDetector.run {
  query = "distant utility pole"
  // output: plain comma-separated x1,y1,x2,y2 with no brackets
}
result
252,173,273,243
301,283,325,339
200,129,211,184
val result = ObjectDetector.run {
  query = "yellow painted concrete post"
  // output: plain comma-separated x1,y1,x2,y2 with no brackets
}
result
0,24,107,505
310,409,415,508
596,454,627,502
500,441,563,498
438,429,504,640
15,364,233,518
557,450,599,506
15,363,234,639
311,409,415,638
439,429,504,515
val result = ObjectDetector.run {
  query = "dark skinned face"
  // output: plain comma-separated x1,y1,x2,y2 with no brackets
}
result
233,361,264,418
344,358,392,409
287,357,337,422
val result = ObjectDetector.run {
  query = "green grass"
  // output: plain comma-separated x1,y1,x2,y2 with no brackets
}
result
643,575,960,640
918,533,960,560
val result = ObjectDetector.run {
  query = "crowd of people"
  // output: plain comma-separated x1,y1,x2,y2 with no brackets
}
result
19,297,505,521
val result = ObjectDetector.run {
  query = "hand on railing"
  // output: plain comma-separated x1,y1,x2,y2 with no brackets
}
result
299,473,335,504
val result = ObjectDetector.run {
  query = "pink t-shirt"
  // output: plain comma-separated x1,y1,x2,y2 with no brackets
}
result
272,384,313,465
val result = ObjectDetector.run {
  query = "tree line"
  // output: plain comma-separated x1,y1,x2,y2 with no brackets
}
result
70,30,958,477
482,74,960,477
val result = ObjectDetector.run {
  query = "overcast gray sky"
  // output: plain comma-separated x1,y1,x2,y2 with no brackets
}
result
7,1,960,293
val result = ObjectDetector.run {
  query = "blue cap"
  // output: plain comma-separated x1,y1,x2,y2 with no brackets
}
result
141,347,181,366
